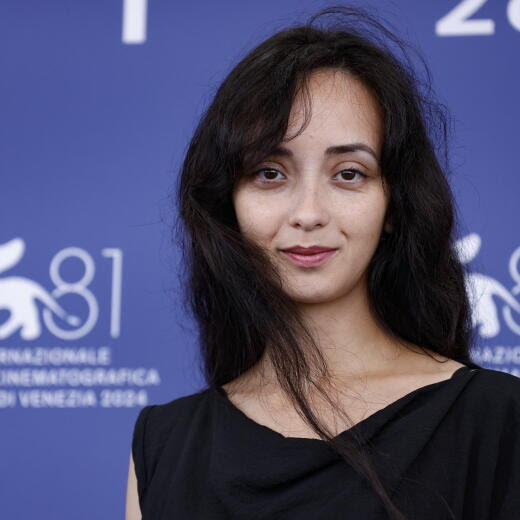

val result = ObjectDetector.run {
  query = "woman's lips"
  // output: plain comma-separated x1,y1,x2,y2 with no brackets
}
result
281,249,338,267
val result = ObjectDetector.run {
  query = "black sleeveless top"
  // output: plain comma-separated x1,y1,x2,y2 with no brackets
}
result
131,362,520,519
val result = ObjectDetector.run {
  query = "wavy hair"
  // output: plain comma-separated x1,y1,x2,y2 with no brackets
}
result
174,5,476,519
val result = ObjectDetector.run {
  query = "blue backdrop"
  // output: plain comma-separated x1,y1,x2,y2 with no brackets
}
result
1,1,519,518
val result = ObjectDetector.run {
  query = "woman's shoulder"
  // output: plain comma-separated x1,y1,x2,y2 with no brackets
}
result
137,386,212,431
464,366,520,420
132,386,213,452
471,366,520,395
148,386,212,414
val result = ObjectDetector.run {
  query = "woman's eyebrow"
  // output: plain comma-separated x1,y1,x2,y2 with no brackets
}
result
269,143,379,164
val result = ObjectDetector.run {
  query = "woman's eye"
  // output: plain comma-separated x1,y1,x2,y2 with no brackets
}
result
252,168,285,183
333,169,368,183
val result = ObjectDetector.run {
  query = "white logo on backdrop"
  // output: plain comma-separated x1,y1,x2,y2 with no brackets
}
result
455,233,520,338
0,237,123,341
0,238,155,409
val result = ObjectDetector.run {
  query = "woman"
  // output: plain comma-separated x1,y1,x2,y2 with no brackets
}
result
126,6,519,520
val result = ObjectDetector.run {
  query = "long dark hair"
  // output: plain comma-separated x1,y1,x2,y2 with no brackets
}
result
174,5,475,519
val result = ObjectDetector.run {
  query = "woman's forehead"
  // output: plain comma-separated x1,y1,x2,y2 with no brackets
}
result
284,71,383,158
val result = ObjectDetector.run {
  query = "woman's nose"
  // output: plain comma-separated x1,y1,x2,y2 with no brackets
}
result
287,182,330,230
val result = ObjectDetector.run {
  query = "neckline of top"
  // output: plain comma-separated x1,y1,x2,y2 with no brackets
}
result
215,364,477,443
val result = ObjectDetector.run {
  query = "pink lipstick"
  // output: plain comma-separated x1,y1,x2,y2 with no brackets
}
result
280,246,338,267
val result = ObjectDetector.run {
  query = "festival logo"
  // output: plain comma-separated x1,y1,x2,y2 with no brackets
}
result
0,237,159,409
0,237,122,340
455,233,520,338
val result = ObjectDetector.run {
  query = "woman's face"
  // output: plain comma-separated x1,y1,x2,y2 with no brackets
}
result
232,68,390,304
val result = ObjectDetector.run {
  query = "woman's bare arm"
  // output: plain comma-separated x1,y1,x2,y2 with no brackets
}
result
125,451,141,520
